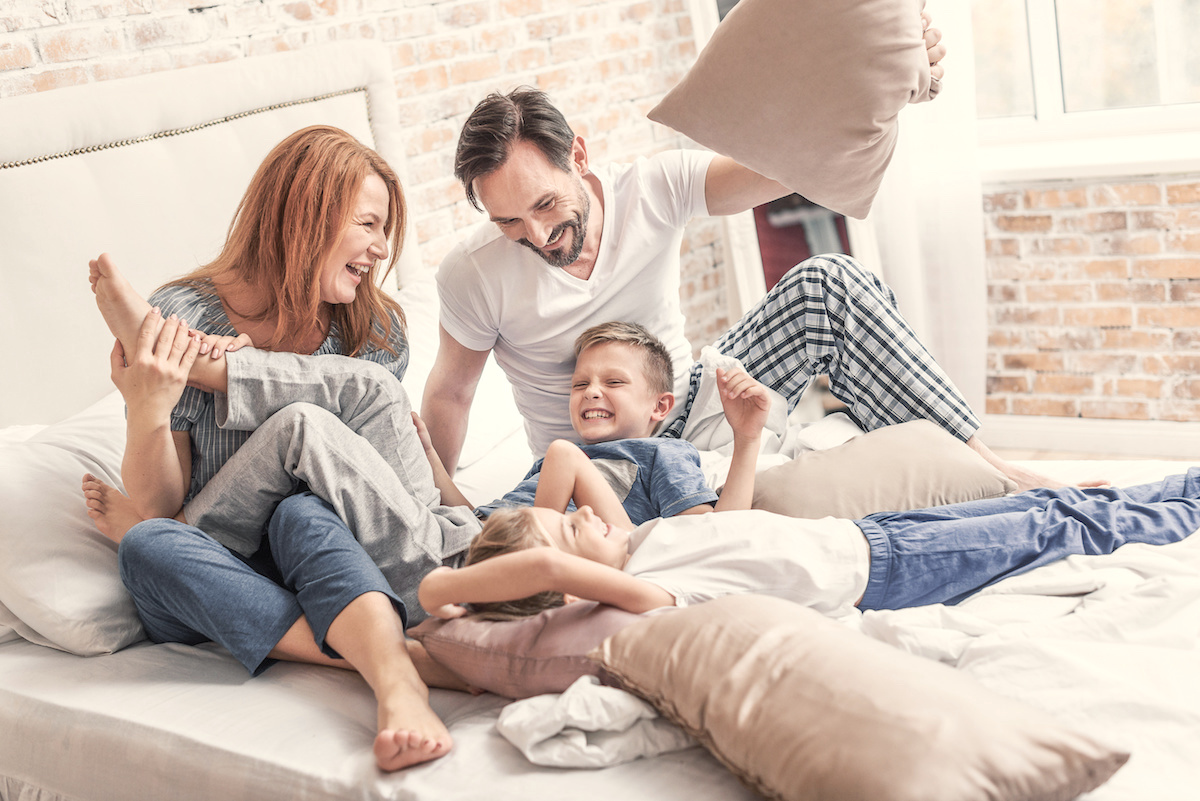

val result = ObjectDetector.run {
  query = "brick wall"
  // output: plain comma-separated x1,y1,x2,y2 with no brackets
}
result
0,0,729,352
984,173,1200,423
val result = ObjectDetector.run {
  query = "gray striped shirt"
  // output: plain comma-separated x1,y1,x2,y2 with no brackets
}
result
149,280,409,502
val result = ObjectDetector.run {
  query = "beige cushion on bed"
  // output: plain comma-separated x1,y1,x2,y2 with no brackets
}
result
0,392,145,655
751,420,1017,518
649,0,936,219
592,594,1129,801
410,601,642,699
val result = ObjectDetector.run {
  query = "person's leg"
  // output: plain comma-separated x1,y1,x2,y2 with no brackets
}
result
857,469,1200,610
117,519,305,675
267,492,453,769
216,348,440,507
710,253,979,439
181,403,480,618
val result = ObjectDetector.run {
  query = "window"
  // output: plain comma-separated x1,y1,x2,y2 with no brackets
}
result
971,0,1200,180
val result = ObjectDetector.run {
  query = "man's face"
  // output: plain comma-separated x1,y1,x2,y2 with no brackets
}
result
474,139,591,269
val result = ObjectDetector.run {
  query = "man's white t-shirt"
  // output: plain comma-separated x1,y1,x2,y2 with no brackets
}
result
436,150,715,456
624,511,870,617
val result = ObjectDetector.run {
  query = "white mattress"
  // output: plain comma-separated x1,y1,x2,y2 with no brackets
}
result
0,638,755,801
3,459,1198,801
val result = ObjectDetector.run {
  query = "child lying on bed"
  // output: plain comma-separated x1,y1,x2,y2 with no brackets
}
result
418,443,1200,620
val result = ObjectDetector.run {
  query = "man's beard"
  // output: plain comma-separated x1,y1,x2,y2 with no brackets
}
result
518,181,591,268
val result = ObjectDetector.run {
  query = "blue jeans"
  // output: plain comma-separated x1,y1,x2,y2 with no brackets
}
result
119,492,404,675
857,468,1200,610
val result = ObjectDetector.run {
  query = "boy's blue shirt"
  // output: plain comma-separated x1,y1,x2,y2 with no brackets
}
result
475,437,718,524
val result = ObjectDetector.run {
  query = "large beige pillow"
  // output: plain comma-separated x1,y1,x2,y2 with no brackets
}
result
752,420,1016,519
650,0,936,219
592,595,1129,801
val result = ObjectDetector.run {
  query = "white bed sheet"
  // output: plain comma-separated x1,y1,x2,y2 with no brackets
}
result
0,637,755,801
2,459,1197,801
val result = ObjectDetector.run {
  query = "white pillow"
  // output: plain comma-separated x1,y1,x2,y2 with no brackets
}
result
0,392,146,655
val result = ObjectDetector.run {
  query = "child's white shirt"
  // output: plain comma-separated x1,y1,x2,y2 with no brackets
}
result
624,510,869,617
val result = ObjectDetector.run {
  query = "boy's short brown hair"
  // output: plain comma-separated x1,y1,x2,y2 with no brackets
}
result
573,321,673,395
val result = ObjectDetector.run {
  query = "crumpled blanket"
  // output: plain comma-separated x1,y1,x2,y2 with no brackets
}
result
495,676,695,768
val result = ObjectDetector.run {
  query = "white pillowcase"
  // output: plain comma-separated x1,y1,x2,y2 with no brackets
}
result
0,391,146,655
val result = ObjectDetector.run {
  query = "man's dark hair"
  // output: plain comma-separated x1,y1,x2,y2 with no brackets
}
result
454,87,576,211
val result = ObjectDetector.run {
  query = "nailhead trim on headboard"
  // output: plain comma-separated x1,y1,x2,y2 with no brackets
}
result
0,86,369,171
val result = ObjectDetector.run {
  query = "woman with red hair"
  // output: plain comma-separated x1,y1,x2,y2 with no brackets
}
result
86,125,473,771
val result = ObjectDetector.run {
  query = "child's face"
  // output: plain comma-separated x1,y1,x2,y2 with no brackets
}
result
529,505,631,569
569,341,673,443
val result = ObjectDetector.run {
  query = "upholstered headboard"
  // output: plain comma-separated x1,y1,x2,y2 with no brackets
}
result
0,41,420,427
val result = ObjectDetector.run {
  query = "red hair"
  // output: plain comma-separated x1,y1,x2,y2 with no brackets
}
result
167,125,406,355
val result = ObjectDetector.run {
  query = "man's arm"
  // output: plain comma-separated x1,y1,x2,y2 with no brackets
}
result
703,157,790,217
420,325,491,476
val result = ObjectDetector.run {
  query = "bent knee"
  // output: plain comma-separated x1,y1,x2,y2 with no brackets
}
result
118,520,201,584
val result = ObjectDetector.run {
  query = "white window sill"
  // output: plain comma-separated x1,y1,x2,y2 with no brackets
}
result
978,105,1200,184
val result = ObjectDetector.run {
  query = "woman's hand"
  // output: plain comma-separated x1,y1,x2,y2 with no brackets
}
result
111,309,202,425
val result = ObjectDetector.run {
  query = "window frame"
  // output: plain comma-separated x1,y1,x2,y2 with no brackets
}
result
977,0,1200,182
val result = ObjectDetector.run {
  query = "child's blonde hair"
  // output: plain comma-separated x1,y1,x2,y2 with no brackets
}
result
464,508,566,620
574,321,673,395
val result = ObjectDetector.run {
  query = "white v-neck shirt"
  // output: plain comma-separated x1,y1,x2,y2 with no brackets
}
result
436,150,715,455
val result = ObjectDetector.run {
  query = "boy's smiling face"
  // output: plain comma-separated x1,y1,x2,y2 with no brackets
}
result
569,341,674,444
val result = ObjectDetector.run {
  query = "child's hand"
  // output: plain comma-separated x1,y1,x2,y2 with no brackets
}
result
192,329,253,361
419,566,468,619
717,368,770,441
412,412,435,454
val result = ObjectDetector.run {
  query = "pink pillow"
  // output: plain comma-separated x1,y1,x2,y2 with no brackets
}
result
649,0,936,219
409,602,642,699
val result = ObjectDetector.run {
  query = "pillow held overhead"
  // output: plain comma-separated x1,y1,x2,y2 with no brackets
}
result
649,0,937,219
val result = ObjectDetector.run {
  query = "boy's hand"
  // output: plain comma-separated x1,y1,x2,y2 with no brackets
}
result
717,368,770,441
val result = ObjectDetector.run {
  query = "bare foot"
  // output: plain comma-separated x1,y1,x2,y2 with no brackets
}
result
81,473,146,543
90,253,156,355
373,675,454,771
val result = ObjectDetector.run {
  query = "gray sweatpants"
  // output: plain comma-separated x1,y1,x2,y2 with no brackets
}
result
180,349,480,621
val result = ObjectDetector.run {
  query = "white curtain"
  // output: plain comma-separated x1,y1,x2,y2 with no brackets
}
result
848,2,987,413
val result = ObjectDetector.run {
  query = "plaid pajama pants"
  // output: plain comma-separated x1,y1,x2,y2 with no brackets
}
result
660,253,980,442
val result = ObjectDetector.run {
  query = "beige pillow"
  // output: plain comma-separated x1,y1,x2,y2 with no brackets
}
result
752,420,1016,519
649,0,936,219
409,601,642,699
592,595,1129,801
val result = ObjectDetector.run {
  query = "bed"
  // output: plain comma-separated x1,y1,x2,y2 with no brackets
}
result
2,42,1199,801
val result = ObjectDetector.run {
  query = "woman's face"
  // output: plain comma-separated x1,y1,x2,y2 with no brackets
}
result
318,172,391,306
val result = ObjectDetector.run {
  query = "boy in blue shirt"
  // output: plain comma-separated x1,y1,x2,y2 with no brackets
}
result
418,321,771,530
